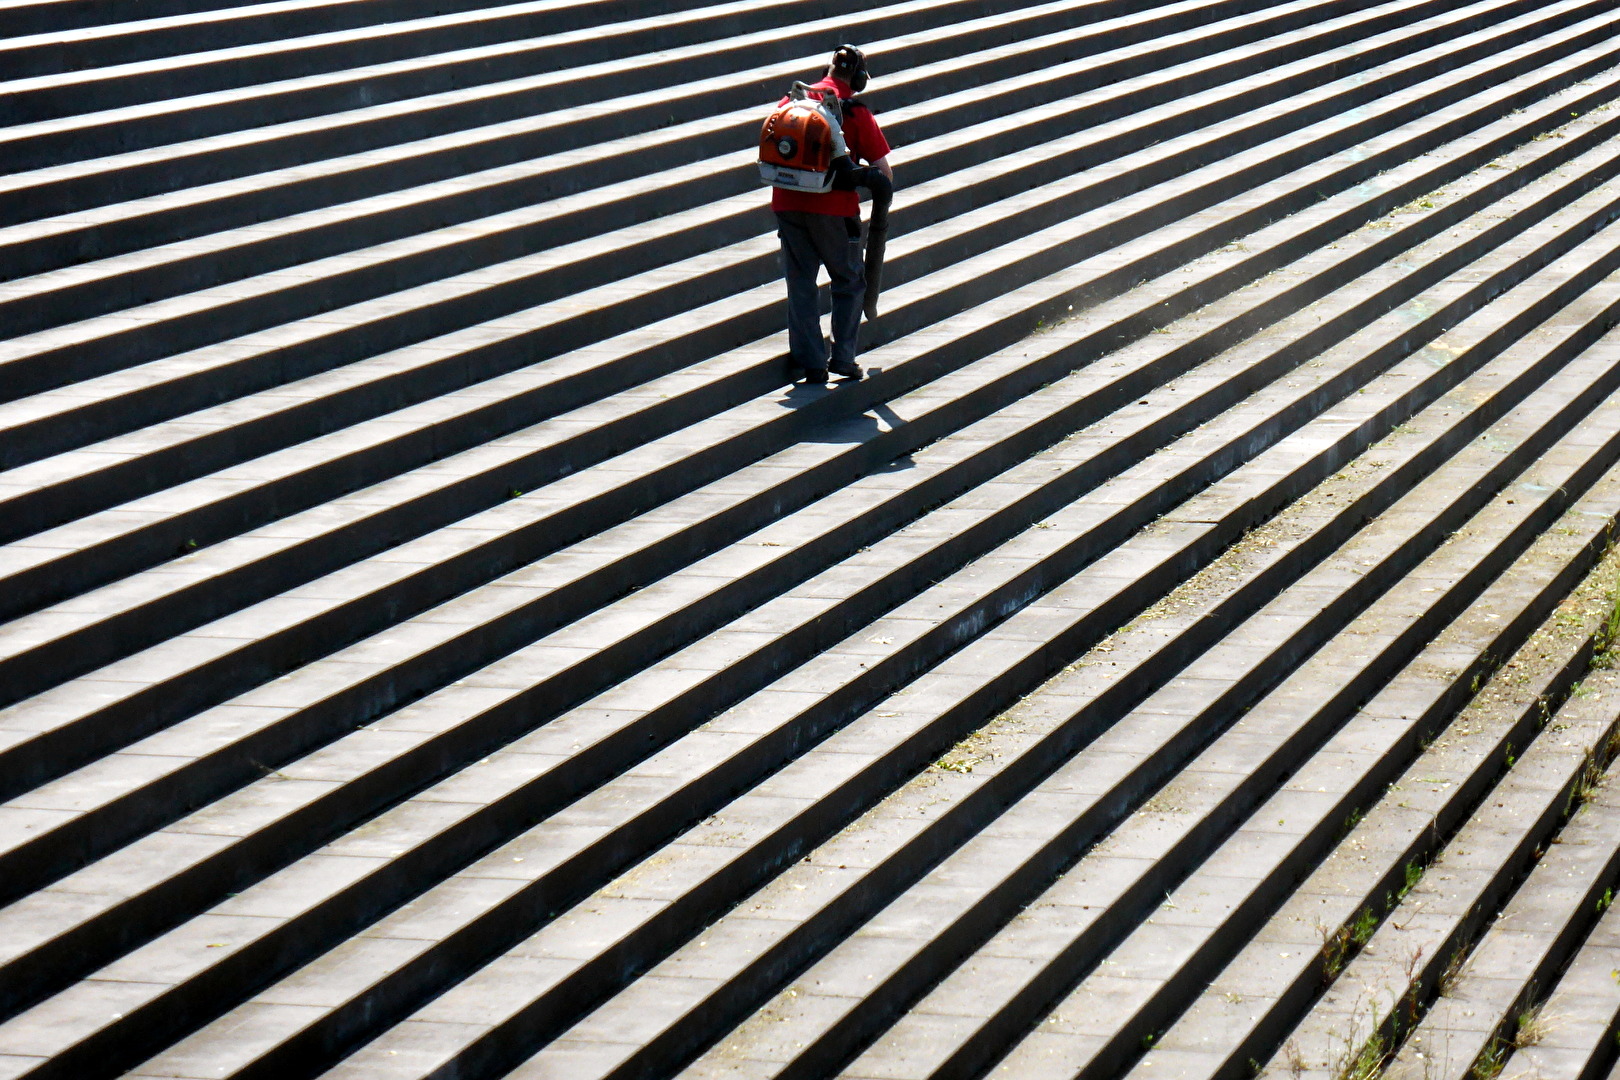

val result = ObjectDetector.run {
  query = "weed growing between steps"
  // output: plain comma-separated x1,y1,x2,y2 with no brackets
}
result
1305,536,1620,1080
1591,565,1620,663
1510,1000,1548,1050
1313,855,1431,987
1471,1037,1509,1080
1455,990,1549,1079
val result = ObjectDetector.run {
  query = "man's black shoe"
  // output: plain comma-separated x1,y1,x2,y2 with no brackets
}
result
799,366,829,385
828,359,864,380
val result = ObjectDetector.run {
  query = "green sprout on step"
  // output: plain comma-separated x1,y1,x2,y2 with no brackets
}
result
1397,859,1426,901
1336,1030,1387,1080
1471,1038,1507,1080
1570,753,1603,812
1320,907,1379,980
1320,925,1350,979
1596,578,1620,668
1513,1002,1546,1049
1439,945,1467,997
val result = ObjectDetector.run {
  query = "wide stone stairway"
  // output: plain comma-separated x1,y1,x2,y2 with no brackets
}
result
5,0,1620,1077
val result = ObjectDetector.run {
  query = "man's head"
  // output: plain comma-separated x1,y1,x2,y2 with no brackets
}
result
828,44,869,93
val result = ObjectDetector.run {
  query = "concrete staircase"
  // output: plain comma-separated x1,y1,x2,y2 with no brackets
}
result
2,0,1620,1077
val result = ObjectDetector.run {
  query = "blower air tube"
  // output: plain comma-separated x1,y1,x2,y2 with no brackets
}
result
832,161,893,320
861,169,892,320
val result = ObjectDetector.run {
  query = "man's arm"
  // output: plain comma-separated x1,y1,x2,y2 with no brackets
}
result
846,105,891,181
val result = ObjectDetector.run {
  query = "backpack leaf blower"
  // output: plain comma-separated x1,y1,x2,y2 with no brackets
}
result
757,82,850,194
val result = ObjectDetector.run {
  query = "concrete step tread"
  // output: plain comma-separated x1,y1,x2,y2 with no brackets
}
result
1258,656,1620,1079
0,0,1417,346
975,447,1620,1080
0,0,594,41
310,240,1620,1080
1377,746,1620,1077
0,0,1240,259
0,23,1607,932
0,7,1598,700
1496,876,1620,1080
0,0,606,54
0,0,840,89
0,8,1548,773
0,0,1483,386
0,0,1253,223
0,0,989,120
0,0,1106,171
37,78,1604,925
9,44,1607,1075
1124,538,1620,1080
0,5,1301,354
19,190,1483,1029
663,325,1620,1080
5,0,1618,1075
5,42,1601,737
5,96,1504,1008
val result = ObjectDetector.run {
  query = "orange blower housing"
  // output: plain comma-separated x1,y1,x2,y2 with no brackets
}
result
758,83,851,193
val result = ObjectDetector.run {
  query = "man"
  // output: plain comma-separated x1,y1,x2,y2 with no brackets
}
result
773,44,893,385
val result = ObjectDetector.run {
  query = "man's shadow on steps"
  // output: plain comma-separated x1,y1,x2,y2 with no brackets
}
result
775,384,916,471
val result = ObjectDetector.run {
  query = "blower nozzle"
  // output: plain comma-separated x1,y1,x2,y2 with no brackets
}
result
833,163,893,320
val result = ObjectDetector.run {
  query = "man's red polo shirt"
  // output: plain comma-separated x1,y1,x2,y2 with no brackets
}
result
770,75,891,218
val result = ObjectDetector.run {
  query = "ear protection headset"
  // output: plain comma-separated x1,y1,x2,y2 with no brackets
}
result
829,44,869,93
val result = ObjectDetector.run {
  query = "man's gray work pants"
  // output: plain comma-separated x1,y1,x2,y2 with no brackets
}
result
776,210,864,372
